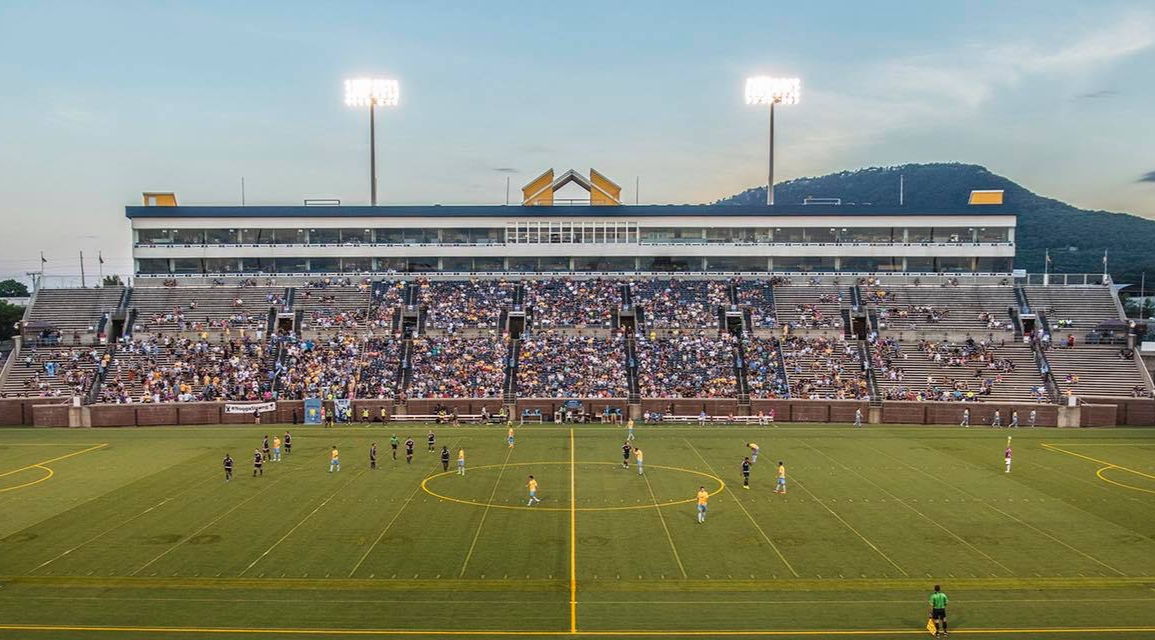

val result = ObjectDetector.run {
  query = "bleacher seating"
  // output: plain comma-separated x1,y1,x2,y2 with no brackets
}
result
630,280,727,329
1026,285,1120,330
773,284,843,331
872,339,1044,402
2,345,105,398
130,285,281,332
1045,346,1149,398
870,285,1017,338
26,287,124,336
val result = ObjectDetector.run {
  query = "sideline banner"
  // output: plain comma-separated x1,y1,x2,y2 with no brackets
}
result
224,401,277,414
304,398,323,424
333,399,352,423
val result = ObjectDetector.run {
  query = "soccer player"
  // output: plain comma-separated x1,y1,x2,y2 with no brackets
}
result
696,486,709,523
380,406,388,423
1028,409,1037,428
440,446,450,471
369,442,378,470
747,442,760,463
991,410,1003,428
621,441,632,469
960,408,970,428
405,437,415,464
526,475,541,505
1005,443,1013,473
1009,410,1019,428
928,585,949,637
626,418,635,441
262,435,271,462
330,445,341,473
272,435,282,462
741,457,752,489
390,434,400,461
854,408,863,428
254,409,261,425
253,448,263,477
634,448,644,475
457,448,466,475
698,410,707,426
427,430,436,452
361,407,370,424
284,431,292,455
223,453,234,482
773,461,786,494
507,426,515,448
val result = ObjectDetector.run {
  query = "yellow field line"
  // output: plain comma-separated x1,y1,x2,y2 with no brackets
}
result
684,439,798,577
640,462,687,578
569,429,577,634
0,443,107,480
864,441,1126,576
802,441,1016,576
789,475,909,577
421,461,724,512
458,445,515,578
3,623,1155,636
1096,466,1155,495
0,464,53,494
1044,442,1155,486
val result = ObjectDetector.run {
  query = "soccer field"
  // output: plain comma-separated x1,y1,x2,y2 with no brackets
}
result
2,423,1155,639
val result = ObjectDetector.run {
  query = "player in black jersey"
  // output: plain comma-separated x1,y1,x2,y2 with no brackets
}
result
427,430,436,452
440,446,450,471
223,454,234,482
405,437,415,464
283,431,292,455
621,441,632,469
262,435,271,462
741,457,752,489
369,443,378,470
253,449,263,477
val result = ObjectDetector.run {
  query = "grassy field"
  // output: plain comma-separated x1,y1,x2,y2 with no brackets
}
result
1,422,1155,639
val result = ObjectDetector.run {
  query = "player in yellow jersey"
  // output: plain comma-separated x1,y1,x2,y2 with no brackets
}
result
507,426,515,448
746,442,759,463
696,486,709,523
626,418,635,441
329,446,340,473
526,475,541,505
634,447,644,475
773,461,786,494
457,448,466,475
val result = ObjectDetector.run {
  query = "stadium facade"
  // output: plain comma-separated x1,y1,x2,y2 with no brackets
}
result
125,202,1016,277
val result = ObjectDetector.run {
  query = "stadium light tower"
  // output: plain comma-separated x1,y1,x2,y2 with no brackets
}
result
344,77,400,206
745,76,800,206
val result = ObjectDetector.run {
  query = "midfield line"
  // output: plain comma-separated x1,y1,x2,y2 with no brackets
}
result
458,444,515,578
348,439,461,577
569,428,577,634
684,439,799,578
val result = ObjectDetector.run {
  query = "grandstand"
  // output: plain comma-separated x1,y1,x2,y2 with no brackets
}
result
1,192,1152,427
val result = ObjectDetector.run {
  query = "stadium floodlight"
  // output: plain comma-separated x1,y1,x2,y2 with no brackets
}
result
344,78,400,206
745,76,800,206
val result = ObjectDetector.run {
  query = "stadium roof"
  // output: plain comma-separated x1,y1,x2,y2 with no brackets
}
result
125,204,1015,219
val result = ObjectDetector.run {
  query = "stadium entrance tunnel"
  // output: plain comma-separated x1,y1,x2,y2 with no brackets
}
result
421,461,724,511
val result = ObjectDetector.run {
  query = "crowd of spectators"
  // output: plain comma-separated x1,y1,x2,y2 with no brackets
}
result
517,332,627,398
275,335,399,400
783,302,843,331
421,279,514,331
99,335,269,403
780,335,868,399
743,337,790,398
631,280,727,328
407,336,505,398
529,278,619,328
10,347,103,397
636,332,736,397
737,280,778,328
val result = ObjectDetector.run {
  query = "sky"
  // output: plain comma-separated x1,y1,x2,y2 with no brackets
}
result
1,0,1153,282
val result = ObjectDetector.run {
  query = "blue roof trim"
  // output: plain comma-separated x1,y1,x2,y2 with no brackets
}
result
125,204,1015,219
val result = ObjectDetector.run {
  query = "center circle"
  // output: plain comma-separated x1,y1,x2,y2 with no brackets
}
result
421,461,725,511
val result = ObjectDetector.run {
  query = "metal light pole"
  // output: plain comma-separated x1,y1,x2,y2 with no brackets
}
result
746,77,800,206
345,78,399,206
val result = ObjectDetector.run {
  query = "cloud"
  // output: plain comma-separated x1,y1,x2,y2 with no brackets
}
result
1139,171,1155,183
1077,89,1119,99
491,167,518,173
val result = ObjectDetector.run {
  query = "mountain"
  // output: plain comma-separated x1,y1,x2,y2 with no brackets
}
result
713,163,1155,285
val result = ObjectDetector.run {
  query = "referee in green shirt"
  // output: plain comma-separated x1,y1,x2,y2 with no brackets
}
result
928,584,949,637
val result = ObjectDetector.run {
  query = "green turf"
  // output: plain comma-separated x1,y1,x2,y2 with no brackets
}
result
1,423,1155,639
